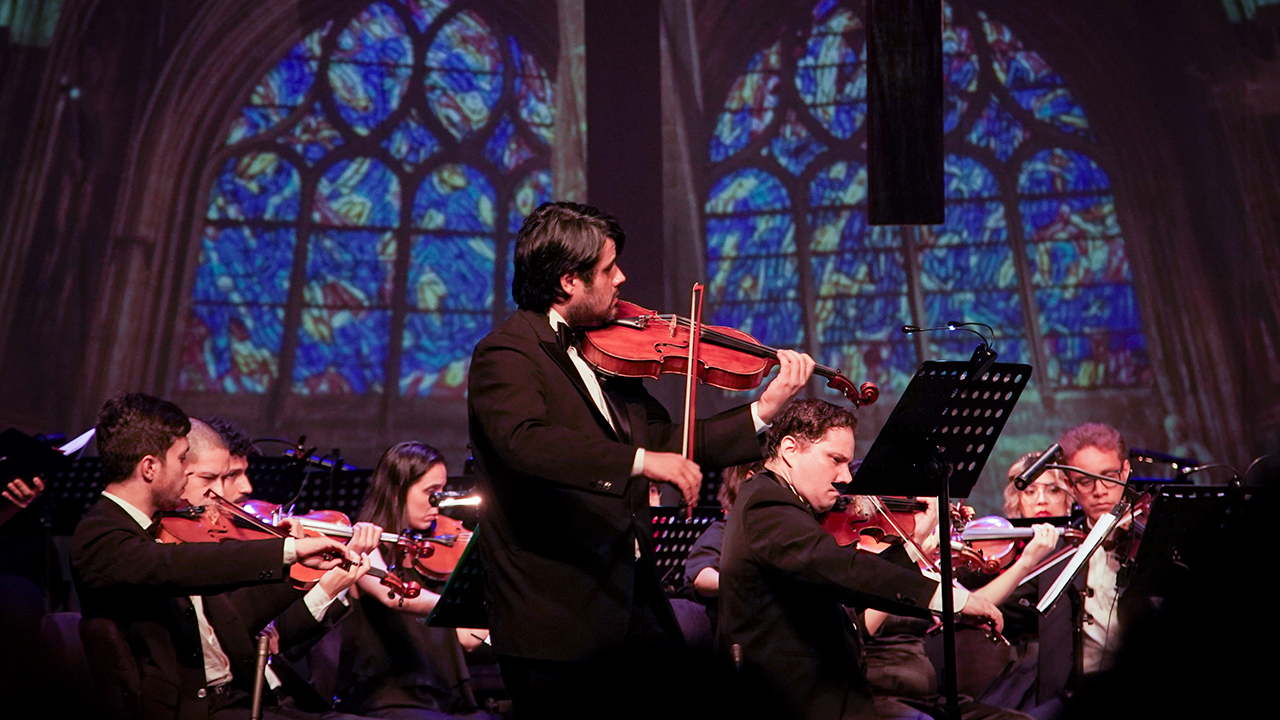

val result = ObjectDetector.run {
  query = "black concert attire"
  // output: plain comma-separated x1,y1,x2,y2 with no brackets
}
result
683,518,725,625
70,494,322,720
332,556,481,720
467,309,763,713
718,470,943,720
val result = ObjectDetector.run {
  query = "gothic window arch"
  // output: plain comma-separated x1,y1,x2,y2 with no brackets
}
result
704,0,1151,397
177,0,554,404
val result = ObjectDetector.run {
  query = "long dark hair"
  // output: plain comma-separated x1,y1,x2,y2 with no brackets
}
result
512,201,626,313
357,441,447,539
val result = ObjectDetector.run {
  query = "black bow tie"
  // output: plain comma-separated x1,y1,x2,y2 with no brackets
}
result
555,323,584,352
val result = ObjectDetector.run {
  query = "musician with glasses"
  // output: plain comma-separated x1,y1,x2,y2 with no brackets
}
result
1001,454,1074,520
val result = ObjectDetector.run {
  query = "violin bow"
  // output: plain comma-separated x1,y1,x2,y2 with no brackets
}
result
679,284,705,519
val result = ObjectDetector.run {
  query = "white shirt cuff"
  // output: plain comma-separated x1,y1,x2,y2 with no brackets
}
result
750,401,768,433
282,537,297,565
631,448,646,477
304,583,344,620
928,584,970,614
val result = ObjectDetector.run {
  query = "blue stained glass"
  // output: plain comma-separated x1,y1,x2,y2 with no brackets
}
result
329,61,412,136
820,340,918,395
510,36,555,144
313,158,402,227
426,10,503,140
706,214,795,261
812,250,908,297
1044,330,1150,389
979,11,1090,135
294,308,390,393
809,161,867,207
965,95,1027,162
809,210,902,251
1018,148,1112,195
1027,238,1132,288
207,153,301,221
278,102,345,164
1035,284,1141,335
407,235,494,311
768,110,828,175
193,226,295,304
710,44,782,162
413,164,496,231
1010,87,1090,135
382,109,442,171
922,200,1008,248
711,300,805,347
932,335,1031,365
944,2,978,134
919,243,1016,292
402,0,452,33
1020,194,1119,244
484,114,535,173
226,30,325,145
795,5,866,140
707,169,791,213
509,169,553,233
304,230,397,307
334,3,413,64
708,254,799,304
924,290,1025,331
944,155,1000,200
179,304,284,393
400,311,491,396
816,296,913,342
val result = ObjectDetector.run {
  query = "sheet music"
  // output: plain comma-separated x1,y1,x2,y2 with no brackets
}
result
1037,512,1117,614
58,428,95,455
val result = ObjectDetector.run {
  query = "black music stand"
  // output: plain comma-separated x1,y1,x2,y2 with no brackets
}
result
850,361,1031,720
650,506,721,589
426,531,487,629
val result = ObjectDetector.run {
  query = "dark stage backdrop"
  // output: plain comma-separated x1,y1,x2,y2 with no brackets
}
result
2,0,1279,515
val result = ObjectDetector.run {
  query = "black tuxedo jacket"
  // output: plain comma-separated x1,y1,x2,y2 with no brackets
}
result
467,309,763,661
718,471,939,720
71,497,305,720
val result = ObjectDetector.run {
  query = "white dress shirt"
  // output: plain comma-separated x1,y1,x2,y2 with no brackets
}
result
101,492,342,688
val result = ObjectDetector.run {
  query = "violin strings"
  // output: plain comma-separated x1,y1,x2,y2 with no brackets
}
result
655,314,841,378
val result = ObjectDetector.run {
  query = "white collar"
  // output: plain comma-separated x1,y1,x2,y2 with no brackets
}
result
548,308,569,331
102,490,155,530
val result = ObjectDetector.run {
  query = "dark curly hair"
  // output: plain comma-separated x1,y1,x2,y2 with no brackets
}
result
201,415,256,458
763,399,857,460
96,393,190,485
512,201,626,313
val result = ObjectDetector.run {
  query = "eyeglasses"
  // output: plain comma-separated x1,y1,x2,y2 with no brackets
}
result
1066,470,1125,492
1018,482,1068,500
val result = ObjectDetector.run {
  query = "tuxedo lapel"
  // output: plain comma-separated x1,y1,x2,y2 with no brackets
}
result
521,311,621,442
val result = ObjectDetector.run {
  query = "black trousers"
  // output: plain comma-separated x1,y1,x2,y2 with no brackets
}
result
498,559,682,719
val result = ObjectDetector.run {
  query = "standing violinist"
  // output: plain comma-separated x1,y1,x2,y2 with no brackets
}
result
466,201,815,717
70,393,360,720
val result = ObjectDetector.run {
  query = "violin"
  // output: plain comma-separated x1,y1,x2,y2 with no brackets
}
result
957,516,1089,574
409,514,472,580
156,492,422,600
580,300,879,407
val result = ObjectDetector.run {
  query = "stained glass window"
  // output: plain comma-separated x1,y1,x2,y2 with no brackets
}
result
180,0,555,398
705,0,1151,394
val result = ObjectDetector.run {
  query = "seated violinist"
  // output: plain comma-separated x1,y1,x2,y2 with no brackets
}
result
70,392,361,720
203,416,256,504
333,441,488,719
180,418,386,717
1002,452,1074,520
718,399,1003,720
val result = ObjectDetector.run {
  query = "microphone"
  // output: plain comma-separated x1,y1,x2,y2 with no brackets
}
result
1013,443,1062,491
429,490,482,508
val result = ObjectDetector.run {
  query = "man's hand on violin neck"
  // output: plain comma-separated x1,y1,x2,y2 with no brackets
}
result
756,350,817,424
642,452,702,509
295,535,360,570
959,593,1004,634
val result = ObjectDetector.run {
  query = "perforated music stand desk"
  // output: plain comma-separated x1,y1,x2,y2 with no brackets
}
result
426,531,487,629
850,361,1031,499
848,360,1031,720
651,506,721,587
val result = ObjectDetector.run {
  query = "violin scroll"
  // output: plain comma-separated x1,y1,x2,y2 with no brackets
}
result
823,374,880,408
